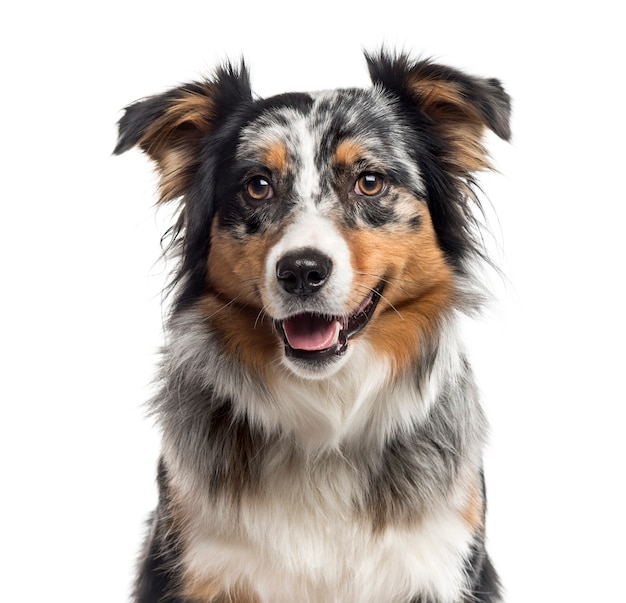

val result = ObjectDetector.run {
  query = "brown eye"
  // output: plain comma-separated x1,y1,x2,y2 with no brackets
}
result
245,176,274,202
354,173,385,197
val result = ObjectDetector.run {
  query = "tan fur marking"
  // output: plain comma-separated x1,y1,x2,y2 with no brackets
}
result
207,222,268,307
342,205,454,377
204,220,282,374
459,473,485,532
407,76,492,173
138,86,217,202
262,141,289,174
157,147,194,201
334,139,366,166
183,576,261,602
157,89,217,139
198,293,279,376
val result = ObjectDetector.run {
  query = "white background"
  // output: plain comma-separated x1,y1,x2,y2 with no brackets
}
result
2,1,624,601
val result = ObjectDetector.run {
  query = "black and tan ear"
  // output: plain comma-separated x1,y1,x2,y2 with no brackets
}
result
114,62,252,202
366,52,511,174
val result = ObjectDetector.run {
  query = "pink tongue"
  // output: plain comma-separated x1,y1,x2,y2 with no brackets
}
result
282,314,340,351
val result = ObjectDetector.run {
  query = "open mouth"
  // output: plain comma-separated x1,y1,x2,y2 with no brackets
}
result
275,282,384,362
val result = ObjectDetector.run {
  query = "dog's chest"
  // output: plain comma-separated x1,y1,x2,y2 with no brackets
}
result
179,460,473,603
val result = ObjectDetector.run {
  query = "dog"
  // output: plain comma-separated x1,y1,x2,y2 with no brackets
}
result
115,50,511,603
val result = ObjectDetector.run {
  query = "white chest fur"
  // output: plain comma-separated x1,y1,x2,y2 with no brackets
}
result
178,458,474,603
166,312,476,601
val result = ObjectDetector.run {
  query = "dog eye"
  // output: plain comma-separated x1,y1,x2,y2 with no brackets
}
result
245,176,275,202
354,173,385,197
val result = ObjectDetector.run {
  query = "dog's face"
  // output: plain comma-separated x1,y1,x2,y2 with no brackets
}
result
207,87,457,379
115,54,510,380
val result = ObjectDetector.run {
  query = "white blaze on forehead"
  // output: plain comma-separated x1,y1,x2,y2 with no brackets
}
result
290,111,321,211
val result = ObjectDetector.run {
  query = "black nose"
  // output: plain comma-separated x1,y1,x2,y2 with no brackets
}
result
276,249,332,297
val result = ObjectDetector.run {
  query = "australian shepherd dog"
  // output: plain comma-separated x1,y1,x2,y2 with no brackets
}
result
115,50,511,603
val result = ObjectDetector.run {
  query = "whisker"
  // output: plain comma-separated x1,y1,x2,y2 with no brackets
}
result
265,354,284,371
376,292,403,320
202,297,242,321
254,307,271,329
351,281,403,320
352,270,417,296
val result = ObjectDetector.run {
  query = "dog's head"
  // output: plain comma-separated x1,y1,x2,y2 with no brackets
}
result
115,52,510,379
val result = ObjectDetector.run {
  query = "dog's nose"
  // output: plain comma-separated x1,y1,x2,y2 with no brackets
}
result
276,249,332,297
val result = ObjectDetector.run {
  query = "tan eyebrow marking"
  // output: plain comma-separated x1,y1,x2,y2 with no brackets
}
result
262,141,290,173
334,139,366,167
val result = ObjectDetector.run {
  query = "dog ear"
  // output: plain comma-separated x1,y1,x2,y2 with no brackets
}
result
114,62,252,202
366,52,511,174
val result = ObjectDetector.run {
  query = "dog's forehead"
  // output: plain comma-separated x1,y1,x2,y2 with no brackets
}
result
237,87,411,170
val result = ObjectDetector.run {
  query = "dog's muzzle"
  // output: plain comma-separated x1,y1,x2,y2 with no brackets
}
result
273,248,383,363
